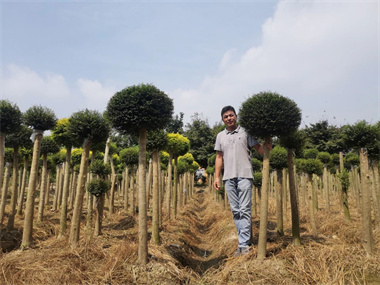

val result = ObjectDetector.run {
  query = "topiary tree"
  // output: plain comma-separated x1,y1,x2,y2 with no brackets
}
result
119,146,139,213
21,105,57,248
0,100,23,206
166,133,190,218
343,120,378,256
269,145,287,236
88,159,111,236
4,126,32,230
37,136,60,223
304,148,319,159
52,118,75,237
147,129,168,245
239,91,301,259
106,83,173,265
68,109,110,247
279,129,305,246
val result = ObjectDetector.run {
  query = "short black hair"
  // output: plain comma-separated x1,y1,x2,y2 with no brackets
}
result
221,105,236,117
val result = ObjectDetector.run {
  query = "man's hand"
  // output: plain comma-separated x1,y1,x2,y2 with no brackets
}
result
213,180,220,191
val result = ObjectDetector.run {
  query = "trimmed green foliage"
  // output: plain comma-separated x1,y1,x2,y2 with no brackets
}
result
166,133,190,157
253,172,262,188
106,83,173,135
279,130,306,157
147,130,168,152
119,146,139,166
252,158,263,172
344,152,360,170
69,109,110,146
0,100,23,134
239,91,301,138
52,118,74,148
4,148,14,163
71,148,83,166
297,158,323,176
88,178,110,197
53,149,66,165
189,161,200,174
23,105,57,131
208,153,217,168
303,148,319,159
41,136,60,155
317,152,331,165
89,159,111,177
270,146,287,170
5,126,33,149
206,166,215,175
339,169,350,190
160,151,169,170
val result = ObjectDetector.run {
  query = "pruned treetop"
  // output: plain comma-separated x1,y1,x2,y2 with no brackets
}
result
52,118,74,148
239,91,301,139
269,146,287,170
41,136,60,155
166,133,190,157
69,109,110,146
0,100,23,134
23,105,57,131
5,125,33,149
119,146,139,166
147,130,168,152
106,83,174,135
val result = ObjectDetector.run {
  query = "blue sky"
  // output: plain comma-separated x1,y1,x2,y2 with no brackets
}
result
1,0,379,129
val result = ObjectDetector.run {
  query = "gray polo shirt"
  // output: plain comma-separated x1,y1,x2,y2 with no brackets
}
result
214,126,258,180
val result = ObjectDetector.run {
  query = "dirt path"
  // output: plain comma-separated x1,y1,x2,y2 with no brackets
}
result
168,189,228,277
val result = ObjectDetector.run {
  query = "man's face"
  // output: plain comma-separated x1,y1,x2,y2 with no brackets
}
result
222,110,237,129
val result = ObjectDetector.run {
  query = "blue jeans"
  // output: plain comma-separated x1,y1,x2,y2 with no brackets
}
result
224,178,253,248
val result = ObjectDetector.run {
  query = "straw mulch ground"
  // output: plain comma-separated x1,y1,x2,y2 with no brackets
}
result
0,186,379,284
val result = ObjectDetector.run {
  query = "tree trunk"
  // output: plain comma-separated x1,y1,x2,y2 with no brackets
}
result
108,157,116,214
21,132,43,248
94,193,105,236
173,156,179,218
0,163,11,224
359,148,374,256
52,165,61,211
308,174,317,235
287,149,300,246
37,153,49,222
59,148,72,237
69,171,77,210
275,169,284,236
69,139,91,247
146,158,153,211
7,146,19,230
130,166,135,214
323,166,330,211
0,134,5,197
17,157,29,215
372,163,380,228
166,153,173,220
138,128,148,265
257,137,271,260
124,165,130,211
152,150,160,244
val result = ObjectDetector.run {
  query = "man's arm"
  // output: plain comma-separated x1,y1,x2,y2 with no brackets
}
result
213,151,223,190
253,140,273,155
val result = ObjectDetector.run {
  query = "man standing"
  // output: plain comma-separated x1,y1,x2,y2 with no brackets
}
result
213,105,269,257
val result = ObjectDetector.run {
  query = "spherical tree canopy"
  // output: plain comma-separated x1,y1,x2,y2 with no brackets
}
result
88,178,110,197
106,83,174,135
53,149,66,165
189,161,200,174
304,148,319,159
5,125,33,149
344,152,360,170
279,129,306,156
20,147,33,160
89,159,111,177
52,118,74,148
4,148,14,163
23,105,57,131
239,91,301,139
147,130,168,152
251,158,263,172
206,166,215,175
41,136,60,155
166,133,190,157
269,146,287,170
317,152,331,165
119,146,139,166
0,100,23,134
177,159,188,175
253,172,262,188
71,148,83,166
179,153,195,166
69,109,110,146
160,151,169,168
297,158,323,176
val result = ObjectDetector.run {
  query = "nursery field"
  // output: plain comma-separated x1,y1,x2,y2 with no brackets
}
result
1,185,379,285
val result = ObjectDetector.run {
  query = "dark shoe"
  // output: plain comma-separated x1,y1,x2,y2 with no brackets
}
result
233,248,241,257
241,246,250,256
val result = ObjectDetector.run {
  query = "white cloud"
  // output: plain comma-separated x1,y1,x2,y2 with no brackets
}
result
171,1,378,127
76,78,116,112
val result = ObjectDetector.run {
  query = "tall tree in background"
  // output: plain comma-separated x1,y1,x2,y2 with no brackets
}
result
21,105,57,248
37,136,60,222
185,113,214,168
166,112,184,134
240,91,301,260
68,109,110,247
4,126,32,230
106,83,173,265
0,100,23,196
